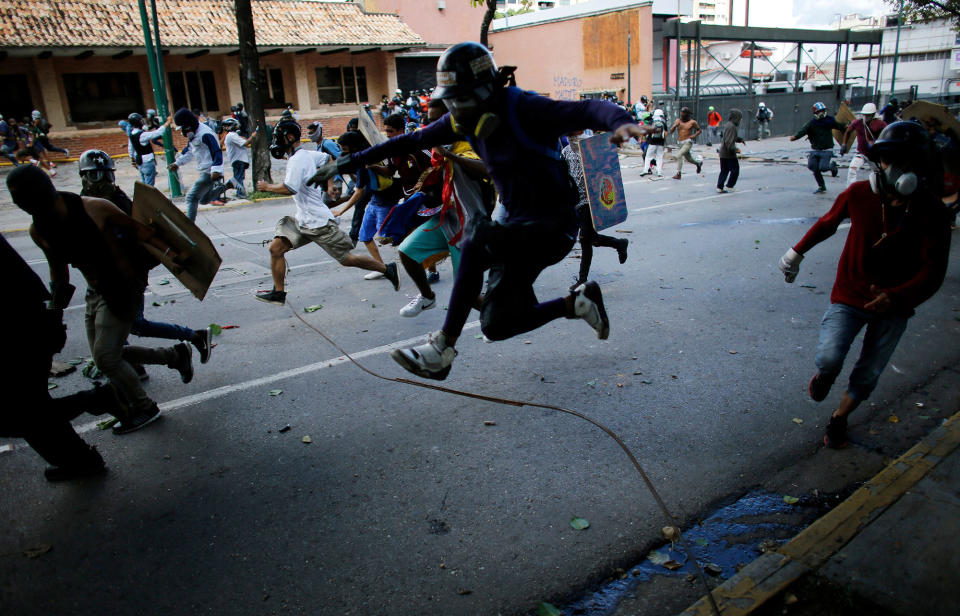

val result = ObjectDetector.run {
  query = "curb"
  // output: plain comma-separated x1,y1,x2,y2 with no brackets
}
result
679,410,960,616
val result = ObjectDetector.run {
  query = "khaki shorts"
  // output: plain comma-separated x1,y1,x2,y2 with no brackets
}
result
274,216,354,263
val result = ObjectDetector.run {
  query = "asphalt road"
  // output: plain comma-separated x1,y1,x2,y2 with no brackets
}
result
2,142,959,615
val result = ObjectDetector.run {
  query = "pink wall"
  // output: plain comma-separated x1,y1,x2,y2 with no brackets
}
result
363,0,485,46
488,7,653,104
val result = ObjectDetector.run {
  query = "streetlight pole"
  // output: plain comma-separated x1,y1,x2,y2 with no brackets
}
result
890,0,903,98
627,33,632,105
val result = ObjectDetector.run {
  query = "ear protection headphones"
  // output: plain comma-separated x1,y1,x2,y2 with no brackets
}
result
869,164,918,197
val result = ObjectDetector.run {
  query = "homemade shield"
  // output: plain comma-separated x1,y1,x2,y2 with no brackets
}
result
132,181,222,300
900,100,960,175
834,101,856,149
358,106,387,148
579,133,628,232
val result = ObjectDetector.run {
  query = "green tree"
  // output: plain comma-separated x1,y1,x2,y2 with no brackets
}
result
471,0,497,48
889,0,960,25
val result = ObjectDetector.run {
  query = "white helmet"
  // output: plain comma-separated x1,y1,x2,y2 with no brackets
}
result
653,109,664,120
860,102,877,116
758,102,766,108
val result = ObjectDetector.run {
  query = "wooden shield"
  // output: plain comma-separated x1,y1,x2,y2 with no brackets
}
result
579,134,628,232
900,100,960,175
834,101,856,148
358,107,387,148
132,181,222,301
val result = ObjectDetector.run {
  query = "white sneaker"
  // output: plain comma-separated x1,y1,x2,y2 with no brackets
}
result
364,271,384,280
390,330,457,380
724,186,736,192
572,281,610,340
399,294,436,317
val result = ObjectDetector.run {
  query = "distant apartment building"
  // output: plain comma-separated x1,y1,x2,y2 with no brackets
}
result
693,0,729,26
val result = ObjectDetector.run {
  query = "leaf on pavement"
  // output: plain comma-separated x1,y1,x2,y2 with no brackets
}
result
304,304,323,313
586,380,596,388
158,279,170,286
97,418,119,430
23,545,52,559
727,350,738,354
663,560,683,570
783,495,799,505
209,323,223,336
889,415,900,423
301,435,312,444
47,382,57,390
792,418,803,425
695,537,709,547
268,389,283,396
538,603,563,616
800,283,817,289
67,358,84,366
918,414,931,420
570,517,590,530
474,334,484,339
647,550,670,566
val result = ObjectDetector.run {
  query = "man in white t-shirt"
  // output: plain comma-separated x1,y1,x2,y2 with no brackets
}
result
253,120,400,305
221,117,257,198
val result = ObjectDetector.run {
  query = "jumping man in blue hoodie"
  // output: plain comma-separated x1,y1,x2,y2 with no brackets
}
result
791,102,846,194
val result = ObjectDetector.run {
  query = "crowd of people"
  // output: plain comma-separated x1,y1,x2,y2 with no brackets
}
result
2,41,955,483
0,110,69,176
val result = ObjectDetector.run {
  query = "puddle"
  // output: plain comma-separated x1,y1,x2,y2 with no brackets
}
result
558,489,823,616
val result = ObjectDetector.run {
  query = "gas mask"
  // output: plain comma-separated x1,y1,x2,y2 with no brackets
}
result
869,164,918,198
814,111,826,120
81,172,116,198
445,84,500,140
269,132,290,160
181,128,196,140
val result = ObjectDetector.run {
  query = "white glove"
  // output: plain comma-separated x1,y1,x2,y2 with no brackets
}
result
778,248,803,283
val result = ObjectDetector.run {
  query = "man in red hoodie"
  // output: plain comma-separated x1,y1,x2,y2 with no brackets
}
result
778,122,952,448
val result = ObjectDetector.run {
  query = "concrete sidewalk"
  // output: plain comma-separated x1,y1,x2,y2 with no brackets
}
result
680,410,960,616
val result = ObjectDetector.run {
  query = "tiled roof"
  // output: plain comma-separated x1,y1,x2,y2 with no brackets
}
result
0,0,424,48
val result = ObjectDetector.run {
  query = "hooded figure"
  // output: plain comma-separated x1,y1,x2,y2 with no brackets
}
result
717,109,745,192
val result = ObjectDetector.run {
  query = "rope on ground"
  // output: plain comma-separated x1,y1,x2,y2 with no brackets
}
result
286,301,722,616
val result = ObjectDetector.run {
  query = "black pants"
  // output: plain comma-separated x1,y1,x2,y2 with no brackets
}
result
718,157,740,189
1,354,104,469
574,204,625,284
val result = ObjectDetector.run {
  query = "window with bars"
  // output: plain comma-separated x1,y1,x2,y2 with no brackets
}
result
168,70,219,113
315,66,368,105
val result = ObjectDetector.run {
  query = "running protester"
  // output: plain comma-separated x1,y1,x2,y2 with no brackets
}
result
790,102,845,194
668,106,703,180
640,109,667,177
778,122,951,448
756,102,773,140
307,42,648,380
706,106,722,146
564,132,628,289
126,112,166,186
717,109,745,193
222,118,256,198
167,108,226,219
253,119,400,306
841,103,886,187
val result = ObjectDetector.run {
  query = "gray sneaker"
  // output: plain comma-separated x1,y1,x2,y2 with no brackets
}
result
191,327,213,364
171,342,193,384
113,403,162,435
390,330,457,380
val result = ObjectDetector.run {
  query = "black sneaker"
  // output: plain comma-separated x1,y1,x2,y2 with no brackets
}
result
830,161,839,177
824,414,849,449
191,327,213,364
808,372,835,402
255,288,286,305
695,161,703,174
44,456,106,482
171,342,193,384
384,262,400,291
113,403,162,435
616,238,629,264
814,186,827,194
133,363,149,382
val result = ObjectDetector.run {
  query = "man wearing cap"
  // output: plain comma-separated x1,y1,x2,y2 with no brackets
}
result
706,106,722,146
167,108,226,219
841,103,886,187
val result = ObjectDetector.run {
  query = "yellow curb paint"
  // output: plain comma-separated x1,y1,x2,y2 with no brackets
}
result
680,411,960,616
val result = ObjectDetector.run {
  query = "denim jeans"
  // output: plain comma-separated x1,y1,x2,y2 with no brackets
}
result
815,303,909,402
230,160,248,197
185,171,217,221
130,295,194,341
139,158,157,186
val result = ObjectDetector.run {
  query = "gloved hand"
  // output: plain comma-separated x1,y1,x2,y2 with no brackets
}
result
49,281,76,310
306,155,353,188
778,248,803,283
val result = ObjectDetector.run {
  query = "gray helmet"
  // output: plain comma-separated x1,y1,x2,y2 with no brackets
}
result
146,108,157,118
127,112,144,128
221,117,240,131
78,149,116,184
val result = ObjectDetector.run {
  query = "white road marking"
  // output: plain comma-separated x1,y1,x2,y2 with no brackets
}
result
0,321,483,448
632,190,756,212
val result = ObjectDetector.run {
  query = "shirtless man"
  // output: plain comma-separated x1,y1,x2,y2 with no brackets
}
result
668,106,703,180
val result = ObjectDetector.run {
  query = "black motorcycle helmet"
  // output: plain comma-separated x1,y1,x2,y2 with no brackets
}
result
127,112,144,129
432,42,499,101
78,149,116,184
269,119,302,159
868,121,941,197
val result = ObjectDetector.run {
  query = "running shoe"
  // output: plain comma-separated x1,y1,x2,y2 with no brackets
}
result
573,281,610,340
427,270,440,284
400,294,436,317
255,289,286,305
171,342,193,384
808,372,835,402
113,403,162,435
384,262,400,291
364,271,384,280
192,327,213,364
823,414,849,449
390,330,457,380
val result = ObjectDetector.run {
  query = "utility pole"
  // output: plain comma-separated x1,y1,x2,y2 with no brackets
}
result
234,0,272,184
627,33,632,105
137,0,181,196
